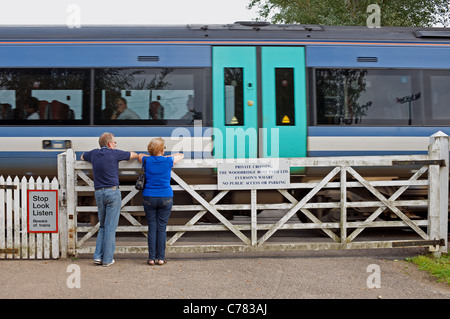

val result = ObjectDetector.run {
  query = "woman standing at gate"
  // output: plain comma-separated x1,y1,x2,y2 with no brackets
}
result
138,137,184,265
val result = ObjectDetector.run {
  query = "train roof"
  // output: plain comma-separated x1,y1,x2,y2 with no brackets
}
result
0,22,449,43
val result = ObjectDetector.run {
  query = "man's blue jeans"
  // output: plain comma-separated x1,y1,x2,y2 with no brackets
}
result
93,188,121,264
143,196,173,260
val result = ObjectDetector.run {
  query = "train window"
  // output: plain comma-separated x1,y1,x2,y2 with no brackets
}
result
275,68,295,126
315,69,421,125
0,69,90,124
423,71,450,125
224,67,244,126
94,68,207,125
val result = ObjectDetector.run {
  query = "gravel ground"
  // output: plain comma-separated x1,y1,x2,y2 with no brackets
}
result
0,248,448,300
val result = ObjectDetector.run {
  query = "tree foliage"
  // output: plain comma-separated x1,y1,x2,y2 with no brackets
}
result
248,0,450,27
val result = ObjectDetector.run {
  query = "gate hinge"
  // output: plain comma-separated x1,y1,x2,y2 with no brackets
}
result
0,185,17,190
392,238,445,247
392,160,446,167
60,190,67,207
0,248,19,254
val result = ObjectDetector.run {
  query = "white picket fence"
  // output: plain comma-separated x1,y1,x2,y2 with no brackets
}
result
0,176,59,259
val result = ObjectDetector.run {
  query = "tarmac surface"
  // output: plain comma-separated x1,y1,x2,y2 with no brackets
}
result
0,247,448,301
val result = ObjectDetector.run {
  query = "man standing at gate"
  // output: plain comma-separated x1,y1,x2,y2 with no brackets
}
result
81,132,138,266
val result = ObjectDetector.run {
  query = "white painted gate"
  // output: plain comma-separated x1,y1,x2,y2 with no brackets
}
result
58,132,448,258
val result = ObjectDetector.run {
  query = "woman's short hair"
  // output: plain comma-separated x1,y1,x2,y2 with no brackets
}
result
147,137,165,156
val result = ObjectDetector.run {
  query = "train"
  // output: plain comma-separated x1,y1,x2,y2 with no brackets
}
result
1,23,450,222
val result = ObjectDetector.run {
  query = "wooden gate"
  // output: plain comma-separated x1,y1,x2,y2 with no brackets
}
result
58,132,449,258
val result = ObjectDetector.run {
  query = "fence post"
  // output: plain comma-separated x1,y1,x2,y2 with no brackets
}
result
13,176,20,259
340,166,347,244
50,177,59,259
65,149,77,257
251,189,257,245
57,152,68,258
428,131,449,256
20,176,28,259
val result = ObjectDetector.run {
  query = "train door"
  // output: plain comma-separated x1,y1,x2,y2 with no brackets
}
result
212,46,307,159
212,47,258,158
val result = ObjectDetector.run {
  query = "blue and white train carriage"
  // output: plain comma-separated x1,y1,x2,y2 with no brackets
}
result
0,23,449,189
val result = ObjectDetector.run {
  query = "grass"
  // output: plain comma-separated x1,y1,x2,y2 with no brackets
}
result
406,250,450,285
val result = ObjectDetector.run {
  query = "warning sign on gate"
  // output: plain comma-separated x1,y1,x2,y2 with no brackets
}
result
218,159,290,190
27,190,58,233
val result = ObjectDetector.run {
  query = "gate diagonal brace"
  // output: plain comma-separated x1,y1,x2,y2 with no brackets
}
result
119,188,147,236
277,189,340,242
77,223,99,247
258,167,341,245
346,166,429,240
76,185,147,248
167,190,229,245
347,165,428,242
171,171,251,245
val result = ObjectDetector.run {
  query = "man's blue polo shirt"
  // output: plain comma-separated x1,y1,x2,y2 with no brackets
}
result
82,147,131,189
